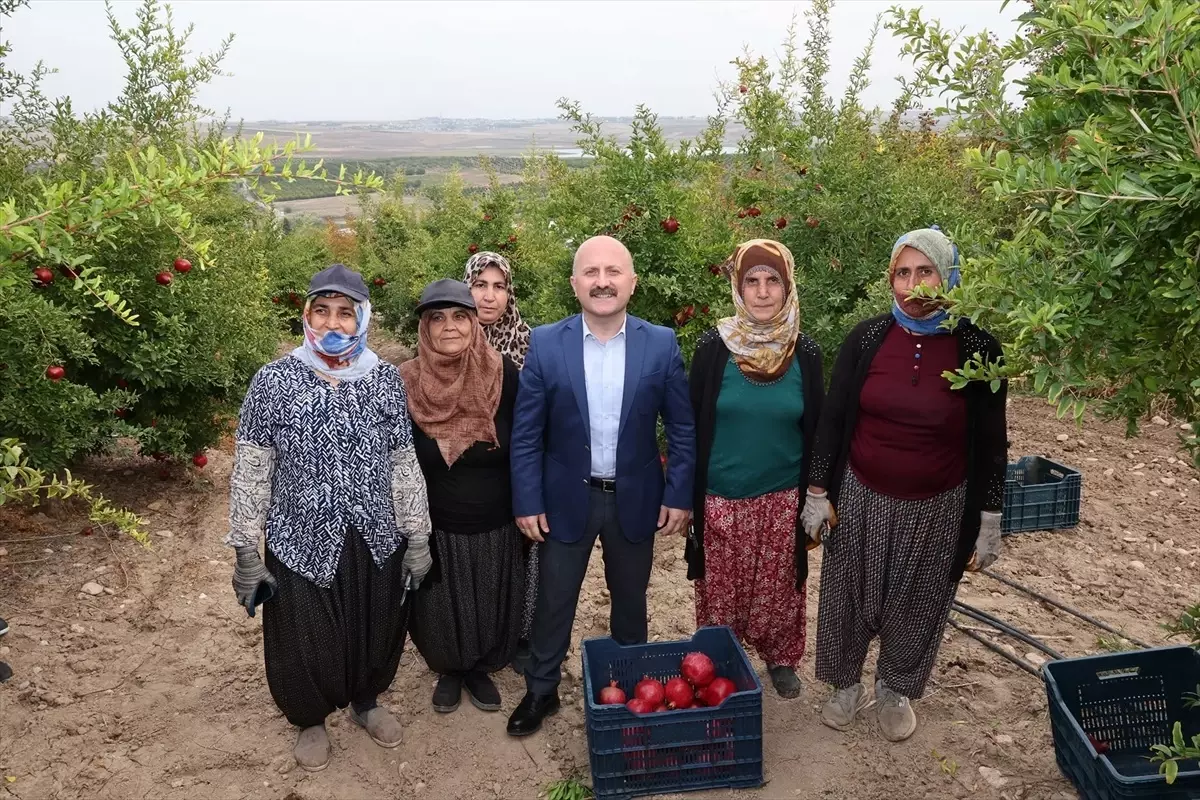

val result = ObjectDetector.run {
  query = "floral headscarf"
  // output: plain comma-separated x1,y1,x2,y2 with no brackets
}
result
462,251,532,369
290,292,380,381
716,239,801,382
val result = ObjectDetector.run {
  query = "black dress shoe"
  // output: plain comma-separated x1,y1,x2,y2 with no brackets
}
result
506,691,560,737
464,670,502,712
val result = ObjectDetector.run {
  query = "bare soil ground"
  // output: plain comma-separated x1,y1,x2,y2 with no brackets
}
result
2,391,1197,800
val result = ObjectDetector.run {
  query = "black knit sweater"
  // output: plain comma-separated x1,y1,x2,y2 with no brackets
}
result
807,313,1008,582
683,328,825,590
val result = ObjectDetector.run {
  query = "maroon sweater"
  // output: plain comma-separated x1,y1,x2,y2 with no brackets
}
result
849,324,967,499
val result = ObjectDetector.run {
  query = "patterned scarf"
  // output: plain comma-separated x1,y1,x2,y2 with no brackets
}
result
290,293,380,381
889,226,962,336
716,239,801,381
462,251,532,369
399,311,503,468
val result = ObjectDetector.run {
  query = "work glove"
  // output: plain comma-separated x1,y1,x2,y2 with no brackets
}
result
800,489,836,542
967,510,1003,571
401,535,432,590
232,544,277,616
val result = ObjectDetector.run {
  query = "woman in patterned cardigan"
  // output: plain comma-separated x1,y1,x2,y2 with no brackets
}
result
226,264,432,772
800,227,1008,742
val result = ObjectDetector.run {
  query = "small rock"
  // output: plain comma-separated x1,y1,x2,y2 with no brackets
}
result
51,694,74,707
1132,462,1146,470
0,646,7,656
1150,490,1162,497
1056,434,1070,442
198,593,207,600
1133,471,1146,477
157,530,174,539
415,781,426,794
70,624,86,634
1168,457,1178,465
1130,560,1146,570
208,560,222,566
81,582,104,596
42,548,53,554
1181,422,1193,431
978,766,1008,789
147,500,165,511
102,587,115,596
0,547,7,557
1162,477,1177,487
93,565,109,574
1086,458,1099,463
1152,415,1169,426
1026,652,1048,667
1104,468,1115,477
995,734,1014,745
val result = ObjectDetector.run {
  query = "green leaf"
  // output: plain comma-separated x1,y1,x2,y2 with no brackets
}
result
1165,758,1179,784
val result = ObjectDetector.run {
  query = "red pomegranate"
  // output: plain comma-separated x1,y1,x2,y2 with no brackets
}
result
173,258,192,273
625,697,655,714
664,677,694,709
699,677,737,707
634,677,665,707
598,681,626,705
680,652,716,688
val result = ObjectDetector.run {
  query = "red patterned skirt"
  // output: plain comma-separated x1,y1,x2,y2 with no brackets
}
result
694,487,807,667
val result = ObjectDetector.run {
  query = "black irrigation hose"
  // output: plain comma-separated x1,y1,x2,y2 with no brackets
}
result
952,601,1066,661
946,618,1041,677
980,568,1154,650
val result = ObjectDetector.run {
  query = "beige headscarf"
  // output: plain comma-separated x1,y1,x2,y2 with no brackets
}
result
716,239,801,382
399,312,503,468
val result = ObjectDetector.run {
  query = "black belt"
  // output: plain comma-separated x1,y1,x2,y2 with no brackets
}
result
589,477,617,493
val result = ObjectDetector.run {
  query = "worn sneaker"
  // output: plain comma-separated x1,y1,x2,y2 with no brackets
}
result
875,680,917,742
767,666,803,699
0,616,9,636
293,724,330,772
0,661,12,684
349,704,404,748
820,682,871,731
432,673,462,713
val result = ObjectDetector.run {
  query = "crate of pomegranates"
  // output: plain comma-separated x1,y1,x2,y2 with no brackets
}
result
580,625,763,800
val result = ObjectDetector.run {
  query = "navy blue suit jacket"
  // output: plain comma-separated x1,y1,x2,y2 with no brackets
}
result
510,313,696,543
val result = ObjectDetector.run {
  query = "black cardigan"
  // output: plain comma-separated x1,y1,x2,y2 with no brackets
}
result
683,328,825,590
807,313,1008,583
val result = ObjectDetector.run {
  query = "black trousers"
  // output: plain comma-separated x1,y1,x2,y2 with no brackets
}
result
263,531,410,728
525,487,655,695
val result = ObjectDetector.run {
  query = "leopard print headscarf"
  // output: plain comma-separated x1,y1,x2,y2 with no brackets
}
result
463,251,532,369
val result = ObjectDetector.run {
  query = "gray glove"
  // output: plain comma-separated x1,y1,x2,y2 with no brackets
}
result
232,545,277,615
968,511,1003,571
402,537,432,590
800,489,836,540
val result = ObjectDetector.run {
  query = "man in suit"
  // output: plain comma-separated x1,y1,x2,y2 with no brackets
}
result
506,235,696,736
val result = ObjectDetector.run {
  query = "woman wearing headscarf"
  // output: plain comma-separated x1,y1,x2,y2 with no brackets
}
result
226,263,432,771
463,250,538,669
402,278,524,714
801,227,1007,742
685,239,824,699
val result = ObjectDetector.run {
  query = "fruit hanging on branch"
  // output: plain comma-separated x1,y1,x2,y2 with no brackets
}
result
45,365,65,382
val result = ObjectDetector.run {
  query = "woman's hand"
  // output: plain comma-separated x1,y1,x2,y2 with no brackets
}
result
800,487,836,539
967,511,1003,571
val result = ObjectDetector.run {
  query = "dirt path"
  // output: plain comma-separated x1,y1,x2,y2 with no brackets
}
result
1,394,1197,800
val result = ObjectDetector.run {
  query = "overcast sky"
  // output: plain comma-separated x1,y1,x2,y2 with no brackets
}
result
4,1,1019,120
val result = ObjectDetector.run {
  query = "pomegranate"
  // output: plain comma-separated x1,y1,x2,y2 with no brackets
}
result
634,677,665,707
373,277,387,287
664,677,693,709
680,652,716,688
468,244,479,254
625,697,655,714
660,217,680,234
33,267,53,284
192,452,208,469
598,681,626,705
45,365,65,382
775,217,788,229
155,271,173,286
700,677,737,707
655,704,668,712
173,258,192,273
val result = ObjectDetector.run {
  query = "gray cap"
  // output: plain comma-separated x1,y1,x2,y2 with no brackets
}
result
308,263,369,302
415,278,477,316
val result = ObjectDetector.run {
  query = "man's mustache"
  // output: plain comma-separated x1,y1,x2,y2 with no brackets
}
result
590,288,617,298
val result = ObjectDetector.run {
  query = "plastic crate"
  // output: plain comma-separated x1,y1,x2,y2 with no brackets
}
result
1043,645,1200,799
581,626,764,800
1002,455,1082,534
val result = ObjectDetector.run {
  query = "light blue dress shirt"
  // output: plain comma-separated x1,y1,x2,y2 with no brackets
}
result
582,315,627,479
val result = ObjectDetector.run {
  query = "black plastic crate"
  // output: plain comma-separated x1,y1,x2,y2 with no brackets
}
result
581,626,764,800
1043,646,1200,799
1002,455,1083,534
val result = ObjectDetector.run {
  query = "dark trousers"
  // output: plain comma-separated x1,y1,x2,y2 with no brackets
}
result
525,487,655,695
